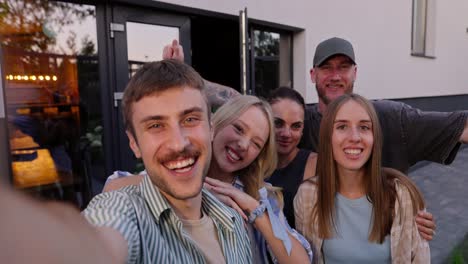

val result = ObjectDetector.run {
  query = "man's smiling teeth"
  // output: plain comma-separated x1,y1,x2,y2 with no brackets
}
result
165,158,195,170
344,149,362,155
227,148,240,161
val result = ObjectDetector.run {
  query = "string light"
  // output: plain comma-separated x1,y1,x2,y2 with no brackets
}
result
5,74,58,81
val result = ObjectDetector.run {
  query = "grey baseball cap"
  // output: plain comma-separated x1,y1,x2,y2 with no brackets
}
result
313,37,356,67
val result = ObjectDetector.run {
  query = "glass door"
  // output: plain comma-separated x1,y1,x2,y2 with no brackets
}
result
0,1,102,208
110,5,191,173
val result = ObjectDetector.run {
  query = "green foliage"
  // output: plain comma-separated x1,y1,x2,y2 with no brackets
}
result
84,125,102,149
0,0,95,53
448,233,468,264
450,248,464,264
253,30,279,57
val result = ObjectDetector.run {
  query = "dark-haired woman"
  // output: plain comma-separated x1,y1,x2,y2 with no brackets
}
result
266,87,317,228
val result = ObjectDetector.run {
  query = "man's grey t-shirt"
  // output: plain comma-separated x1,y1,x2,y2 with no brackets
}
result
300,100,467,173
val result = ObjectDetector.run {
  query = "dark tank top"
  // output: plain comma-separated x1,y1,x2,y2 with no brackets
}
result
266,149,311,229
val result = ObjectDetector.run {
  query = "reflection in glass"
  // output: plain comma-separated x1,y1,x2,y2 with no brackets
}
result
126,22,178,77
253,30,291,98
1,1,103,208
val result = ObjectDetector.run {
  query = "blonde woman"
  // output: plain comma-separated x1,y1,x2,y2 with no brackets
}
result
203,95,312,263
294,93,430,263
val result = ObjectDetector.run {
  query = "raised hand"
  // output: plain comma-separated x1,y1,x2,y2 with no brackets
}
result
162,39,184,62
204,177,260,220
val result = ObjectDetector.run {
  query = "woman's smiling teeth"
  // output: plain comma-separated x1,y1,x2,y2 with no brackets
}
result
344,148,362,155
227,148,241,161
164,158,195,172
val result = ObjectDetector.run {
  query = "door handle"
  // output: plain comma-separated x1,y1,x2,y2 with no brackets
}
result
114,92,124,107
110,23,125,38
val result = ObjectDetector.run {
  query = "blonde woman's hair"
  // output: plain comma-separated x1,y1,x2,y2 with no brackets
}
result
310,93,425,243
212,95,281,201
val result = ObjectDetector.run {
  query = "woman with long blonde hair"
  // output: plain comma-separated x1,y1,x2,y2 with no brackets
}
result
204,95,312,263
294,93,430,263
208,95,278,200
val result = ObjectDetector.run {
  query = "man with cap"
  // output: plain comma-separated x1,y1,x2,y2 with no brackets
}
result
299,37,467,241
300,37,468,174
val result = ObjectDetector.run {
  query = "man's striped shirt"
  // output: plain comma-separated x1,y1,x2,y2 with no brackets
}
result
83,175,252,263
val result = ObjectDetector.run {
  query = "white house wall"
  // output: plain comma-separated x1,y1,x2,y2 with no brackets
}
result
156,0,468,103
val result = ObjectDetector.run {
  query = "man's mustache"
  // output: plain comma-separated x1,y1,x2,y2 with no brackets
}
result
157,145,201,163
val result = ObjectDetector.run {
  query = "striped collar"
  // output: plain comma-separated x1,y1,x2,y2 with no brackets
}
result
140,174,236,231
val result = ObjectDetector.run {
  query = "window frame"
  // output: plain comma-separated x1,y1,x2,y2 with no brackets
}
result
411,0,436,58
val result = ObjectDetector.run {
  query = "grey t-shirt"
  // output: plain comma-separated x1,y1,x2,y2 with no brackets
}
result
300,100,467,173
322,193,391,264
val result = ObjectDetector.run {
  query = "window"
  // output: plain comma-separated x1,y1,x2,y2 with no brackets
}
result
126,22,178,77
252,29,292,98
412,0,436,57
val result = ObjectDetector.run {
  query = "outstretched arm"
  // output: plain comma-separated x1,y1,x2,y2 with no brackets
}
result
103,174,144,192
0,187,126,263
162,39,240,110
397,102,467,166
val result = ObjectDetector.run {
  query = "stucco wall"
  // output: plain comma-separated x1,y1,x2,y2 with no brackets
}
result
156,0,468,103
